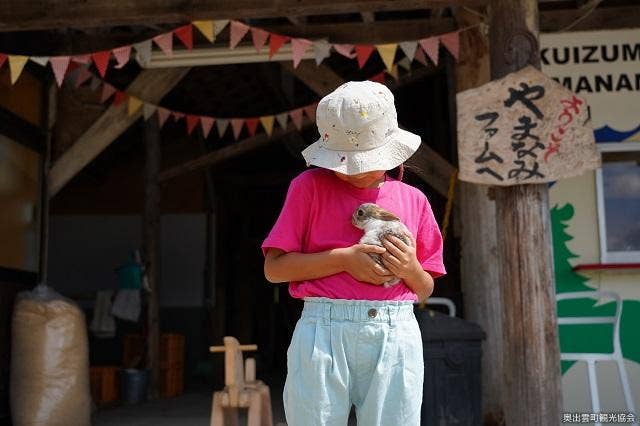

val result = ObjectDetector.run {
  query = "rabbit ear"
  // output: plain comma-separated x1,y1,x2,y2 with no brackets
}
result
369,205,400,222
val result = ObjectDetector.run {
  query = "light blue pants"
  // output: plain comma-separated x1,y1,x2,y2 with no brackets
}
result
283,297,424,426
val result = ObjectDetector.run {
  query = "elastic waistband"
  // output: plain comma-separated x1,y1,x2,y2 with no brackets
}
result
302,297,416,324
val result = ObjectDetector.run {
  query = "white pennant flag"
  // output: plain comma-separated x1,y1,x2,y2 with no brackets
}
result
399,41,418,61
397,57,412,71
313,39,332,65
216,119,229,137
134,40,152,64
275,112,289,129
30,56,49,67
214,20,230,36
143,103,158,121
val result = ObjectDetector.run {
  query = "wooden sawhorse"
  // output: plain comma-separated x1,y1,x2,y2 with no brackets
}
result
210,336,273,426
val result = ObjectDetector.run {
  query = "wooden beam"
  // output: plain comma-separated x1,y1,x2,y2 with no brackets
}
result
540,5,640,32
280,61,346,97
0,0,486,32
405,144,454,197
488,1,562,425
48,67,189,197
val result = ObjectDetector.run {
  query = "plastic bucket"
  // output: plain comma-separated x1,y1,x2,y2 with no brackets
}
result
120,368,149,404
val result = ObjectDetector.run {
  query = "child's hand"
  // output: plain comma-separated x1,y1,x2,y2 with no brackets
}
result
342,244,395,285
381,235,423,282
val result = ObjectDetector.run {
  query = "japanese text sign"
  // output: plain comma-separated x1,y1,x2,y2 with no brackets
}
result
457,66,601,185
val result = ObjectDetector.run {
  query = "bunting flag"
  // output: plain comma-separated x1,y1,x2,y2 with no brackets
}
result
134,40,152,64
231,118,244,140
387,64,399,81
157,107,171,128
440,31,460,61
291,38,312,68
92,51,111,77
193,21,214,43
143,103,157,120
113,91,128,106
172,111,185,121
230,21,250,49
50,56,70,87
74,66,93,88
313,39,331,65
303,104,317,122
100,83,117,103
112,46,131,69
269,34,289,59
260,115,275,137
30,56,49,67
355,45,375,69
128,96,143,115
186,114,199,134
333,44,356,59
397,57,412,72
289,108,303,130
399,41,418,61
213,20,230,36
251,27,270,53
246,118,259,136
413,46,428,66
8,55,28,84
174,24,194,50
216,118,229,137
418,37,439,66
375,44,397,71
369,72,385,84
275,112,288,130
0,54,5,69
200,116,215,138
153,32,173,57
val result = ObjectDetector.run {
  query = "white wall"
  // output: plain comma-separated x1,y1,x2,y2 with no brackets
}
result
48,214,206,307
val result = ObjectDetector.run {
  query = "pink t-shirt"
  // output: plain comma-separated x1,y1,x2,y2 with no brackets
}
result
261,168,446,301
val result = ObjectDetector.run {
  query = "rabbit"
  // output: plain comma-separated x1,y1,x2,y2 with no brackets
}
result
351,203,414,287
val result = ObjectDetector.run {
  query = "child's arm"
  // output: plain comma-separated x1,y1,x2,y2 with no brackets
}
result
264,245,395,285
381,235,435,302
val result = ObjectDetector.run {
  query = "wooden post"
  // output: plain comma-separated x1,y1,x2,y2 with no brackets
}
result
488,0,562,424
454,8,505,425
144,115,161,398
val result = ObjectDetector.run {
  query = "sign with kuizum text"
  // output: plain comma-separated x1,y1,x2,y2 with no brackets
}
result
457,65,601,185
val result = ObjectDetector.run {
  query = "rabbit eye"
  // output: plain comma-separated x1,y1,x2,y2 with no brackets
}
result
357,209,364,217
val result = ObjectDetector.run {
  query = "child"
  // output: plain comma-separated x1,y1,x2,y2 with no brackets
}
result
262,80,446,426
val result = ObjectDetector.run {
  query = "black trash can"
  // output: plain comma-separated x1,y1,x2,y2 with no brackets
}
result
416,307,486,426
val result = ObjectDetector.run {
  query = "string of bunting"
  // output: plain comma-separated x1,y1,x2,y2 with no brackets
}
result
0,19,482,86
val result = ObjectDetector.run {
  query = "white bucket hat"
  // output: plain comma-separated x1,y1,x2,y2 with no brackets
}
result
301,80,421,175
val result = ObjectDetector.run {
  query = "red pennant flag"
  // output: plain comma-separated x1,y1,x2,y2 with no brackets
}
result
250,27,269,53
303,103,317,122
200,117,214,138
74,66,93,88
113,91,128,106
186,115,199,135
269,34,289,60
414,46,428,66
230,21,250,49
246,118,259,137
418,37,439,66
112,45,132,69
440,31,460,61
355,45,375,69
174,24,193,50
100,83,117,103
50,56,70,87
291,38,312,68
153,32,173,57
368,72,385,84
172,111,185,121
157,108,171,128
0,54,6,69
92,50,111,77
289,108,303,130
231,118,245,140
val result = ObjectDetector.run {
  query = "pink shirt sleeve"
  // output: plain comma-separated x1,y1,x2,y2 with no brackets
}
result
416,199,447,278
261,175,310,257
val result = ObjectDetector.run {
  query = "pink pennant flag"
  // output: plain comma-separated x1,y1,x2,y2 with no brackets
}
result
174,24,193,50
368,72,385,84
200,117,215,138
289,108,303,130
440,31,460,61
291,38,312,68
231,118,245,140
269,34,289,59
230,21,250,49
172,111,185,121
71,54,91,64
74,66,93,88
0,54,6,69
333,44,356,59
250,27,270,53
100,83,117,103
418,37,439,66
113,91,128,107
92,51,111,77
49,56,70,87
153,32,174,57
246,118,259,137
355,45,375,69
157,108,171,128
303,103,317,122
414,46,428,66
112,45,132,69
186,115,199,135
